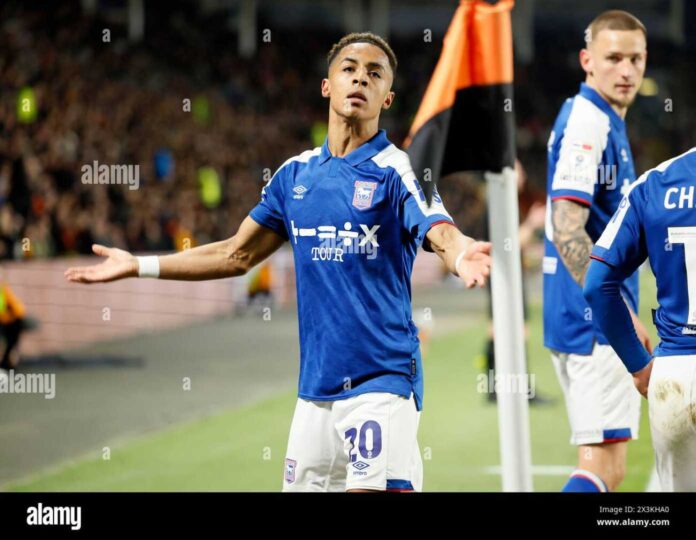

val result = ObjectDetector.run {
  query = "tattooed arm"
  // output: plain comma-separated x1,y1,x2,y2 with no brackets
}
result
552,199,653,350
551,199,593,286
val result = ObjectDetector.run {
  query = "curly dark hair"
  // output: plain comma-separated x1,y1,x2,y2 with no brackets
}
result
327,32,398,74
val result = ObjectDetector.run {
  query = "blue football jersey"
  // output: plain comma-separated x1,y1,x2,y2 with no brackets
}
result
249,129,455,410
592,148,696,356
544,82,640,354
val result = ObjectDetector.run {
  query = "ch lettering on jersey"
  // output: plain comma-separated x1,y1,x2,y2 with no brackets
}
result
664,186,696,209
291,220,380,261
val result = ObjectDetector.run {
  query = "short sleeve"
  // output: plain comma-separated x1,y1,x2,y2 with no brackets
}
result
550,119,603,207
249,165,289,240
390,161,455,252
591,183,647,275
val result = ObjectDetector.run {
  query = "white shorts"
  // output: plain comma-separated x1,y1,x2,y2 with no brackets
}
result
648,355,696,492
282,391,423,492
552,343,641,446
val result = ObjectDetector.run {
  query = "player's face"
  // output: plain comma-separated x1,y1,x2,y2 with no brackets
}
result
581,29,647,112
322,43,395,123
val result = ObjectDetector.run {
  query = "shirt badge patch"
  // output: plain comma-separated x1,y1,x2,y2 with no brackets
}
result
352,180,378,210
285,458,297,483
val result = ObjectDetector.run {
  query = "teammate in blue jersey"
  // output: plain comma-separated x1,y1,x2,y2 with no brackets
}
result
63,32,491,492
585,148,696,491
543,10,652,492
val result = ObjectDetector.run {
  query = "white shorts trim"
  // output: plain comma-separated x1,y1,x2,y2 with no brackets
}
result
552,343,641,445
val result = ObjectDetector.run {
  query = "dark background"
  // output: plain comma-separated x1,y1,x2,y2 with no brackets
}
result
1,0,695,256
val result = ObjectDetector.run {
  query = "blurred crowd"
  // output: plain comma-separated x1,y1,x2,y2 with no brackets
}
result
1,2,695,263
0,3,322,259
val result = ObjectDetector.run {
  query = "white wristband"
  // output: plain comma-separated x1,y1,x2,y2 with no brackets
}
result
137,256,160,278
454,248,468,278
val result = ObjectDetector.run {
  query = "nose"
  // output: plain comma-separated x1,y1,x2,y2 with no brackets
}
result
619,58,633,79
352,68,369,87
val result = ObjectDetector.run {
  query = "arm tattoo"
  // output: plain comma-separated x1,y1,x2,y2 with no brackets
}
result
551,199,593,286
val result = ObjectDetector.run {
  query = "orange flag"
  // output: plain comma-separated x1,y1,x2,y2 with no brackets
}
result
404,0,515,204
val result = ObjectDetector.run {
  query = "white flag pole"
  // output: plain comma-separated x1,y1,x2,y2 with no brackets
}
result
485,166,533,492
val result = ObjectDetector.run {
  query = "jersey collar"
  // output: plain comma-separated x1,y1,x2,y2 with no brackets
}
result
318,129,391,166
578,82,625,130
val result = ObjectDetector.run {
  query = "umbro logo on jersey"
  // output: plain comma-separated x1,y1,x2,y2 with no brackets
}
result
352,461,370,470
293,185,308,199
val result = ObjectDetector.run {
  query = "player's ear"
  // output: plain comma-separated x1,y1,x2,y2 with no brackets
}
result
382,90,395,110
579,48,593,77
321,78,330,98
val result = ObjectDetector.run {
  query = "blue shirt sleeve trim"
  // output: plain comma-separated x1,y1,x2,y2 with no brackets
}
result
421,218,456,252
419,215,455,252
249,209,289,240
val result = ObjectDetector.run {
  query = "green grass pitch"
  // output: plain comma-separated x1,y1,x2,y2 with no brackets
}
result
7,272,659,492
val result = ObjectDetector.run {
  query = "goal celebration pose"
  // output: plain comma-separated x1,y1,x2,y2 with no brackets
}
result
64,32,491,492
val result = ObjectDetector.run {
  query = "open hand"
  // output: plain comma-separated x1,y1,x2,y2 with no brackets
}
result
64,244,138,284
456,241,492,288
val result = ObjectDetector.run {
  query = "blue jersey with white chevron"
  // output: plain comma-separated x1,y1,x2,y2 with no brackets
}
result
544,82,641,354
249,129,454,410
592,148,696,356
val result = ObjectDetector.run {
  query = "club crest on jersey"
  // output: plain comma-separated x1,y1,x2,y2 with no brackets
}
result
352,180,378,210
285,458,297,483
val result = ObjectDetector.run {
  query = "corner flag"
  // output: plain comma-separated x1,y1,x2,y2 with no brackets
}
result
405,0,533,492
404,0,515,204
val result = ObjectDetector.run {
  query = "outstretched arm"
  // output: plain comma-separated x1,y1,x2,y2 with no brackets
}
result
425,223,491,288
64,216,286,284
